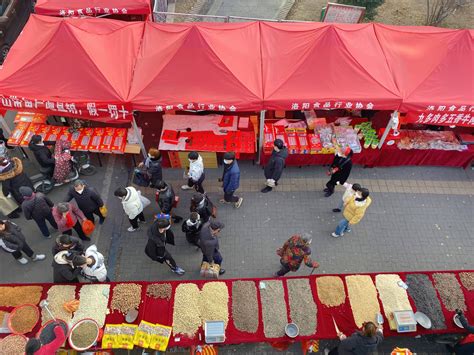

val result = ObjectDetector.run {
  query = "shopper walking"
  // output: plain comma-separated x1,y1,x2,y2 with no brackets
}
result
0,220,46,265
145,218,185,275
190,193,215,223
114,186,145,232
52,139,73,184
182,151,205,193
332,188,371,238
52,250,81,283
274,234,319,277
261,139,288,193
52,202,88,240
182,212,203,248
155,180,182,223
139,148,163,188
72,244,108,282
65,180,105,225
0,156,34,205
219,152,243,208
199,221,226,275
332,182,362,213
28,134,55,177
324,146,353,197
324,322,383,355
52,234,84,256
20,186,58,239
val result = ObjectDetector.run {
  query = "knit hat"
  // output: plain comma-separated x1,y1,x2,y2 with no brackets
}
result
19,186,33,197
223,152,235,160
57,203,70,213
274,139,284,149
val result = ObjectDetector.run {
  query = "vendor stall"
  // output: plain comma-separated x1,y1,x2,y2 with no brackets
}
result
0,270,472,352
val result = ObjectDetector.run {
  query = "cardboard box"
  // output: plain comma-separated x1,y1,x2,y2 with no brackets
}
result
308,133,322,154
57,127,72,143
264,123,275,154
111,128,127,154
20,123,43,146
36,124,51,141
69,130,84,151
88,127,106,152
285,128,299,154
75,128,94,151
296,128,309,154
99,127,115,152
14,112,47,124
44,126,63,142
7,122,30,146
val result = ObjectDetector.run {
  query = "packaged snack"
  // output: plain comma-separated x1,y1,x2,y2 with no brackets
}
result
111,128,127,154
7,122,30,146
88,127,106,152
44,126,63,142
99,127,115,152
20,123,43,146
75,128,94,151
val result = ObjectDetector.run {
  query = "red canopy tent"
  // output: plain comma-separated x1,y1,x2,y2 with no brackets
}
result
0,15,144,122
34,0,151,17
260,22,402,112
374,24,474,127
128,22,264,112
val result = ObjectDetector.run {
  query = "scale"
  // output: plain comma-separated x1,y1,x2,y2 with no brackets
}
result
393,310,417,333
204,321,225,344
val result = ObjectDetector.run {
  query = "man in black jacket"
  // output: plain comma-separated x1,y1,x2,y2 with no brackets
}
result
261,139,288,193
145,218,185,275
155,180,182,223
51,234,84,256
20,186,57,239
28,135,55,177
65,180,105,224
324,146,353,197
199,220,225,275
52,250,81,283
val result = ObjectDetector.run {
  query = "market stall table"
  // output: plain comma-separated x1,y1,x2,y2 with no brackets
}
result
0,270,472,352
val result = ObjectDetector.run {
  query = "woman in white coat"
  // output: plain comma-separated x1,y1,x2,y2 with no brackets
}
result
72,244,108,282
114,186,146,232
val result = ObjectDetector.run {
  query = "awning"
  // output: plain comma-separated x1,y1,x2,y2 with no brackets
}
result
35,0,151,16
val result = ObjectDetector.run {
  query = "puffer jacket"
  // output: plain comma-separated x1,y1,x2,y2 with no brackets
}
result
264,148,288,182
188,155,204,182
66,186,103,214
121,187,143,219
277,235,318,272
0,220,25,252
82,244,107,282
190,195,214,223
52,204,86,232
222,160,240,193
343,196,372,225
52,251,81,283
28,142,55,169
0,158,34,204
145,220,175,262
22,192,54,221
144,157,163,187
157,182,175,214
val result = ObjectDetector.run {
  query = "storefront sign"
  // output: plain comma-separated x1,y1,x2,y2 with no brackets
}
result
155,103,237,112
322,2,365,24
0,95,132,122
289,101,375,110
57,7,130,16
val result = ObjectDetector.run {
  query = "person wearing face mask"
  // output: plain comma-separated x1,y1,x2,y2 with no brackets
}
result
198,220,226,275
20,186,57,239
324,146,353,197
219,152,243,208
332,188,372,238
138,148,163,188
274,234,319,277
114,186,145,232
181,151,205,193
333,182,362,213
145,218,185,275
261,139,288,193
65,180,105,225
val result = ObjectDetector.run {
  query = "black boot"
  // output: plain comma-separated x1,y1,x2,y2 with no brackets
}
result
261,186,273,193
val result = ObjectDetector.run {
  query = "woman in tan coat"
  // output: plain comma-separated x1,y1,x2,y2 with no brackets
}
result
332,188,371,238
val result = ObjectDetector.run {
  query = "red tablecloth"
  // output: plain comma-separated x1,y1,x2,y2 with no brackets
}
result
262,145,474,169
2,270,472,350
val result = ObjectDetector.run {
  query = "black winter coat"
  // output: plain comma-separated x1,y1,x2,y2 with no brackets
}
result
28,142,55,169
145,221,175,262
198,222,219,262
145,157,163,187
65,186,103,214
264,148,288,182
337,331,383,355
0,158,34,205
329,154,353,185
190,196,214,223
0,221,26,252
52,262,81,283
22,193,54,221
51,236,84,256
157,183,175,214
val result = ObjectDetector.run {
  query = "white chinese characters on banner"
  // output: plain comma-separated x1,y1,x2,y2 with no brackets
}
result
0,95,131,121
289,101,374,110
416,112,473,126
155,103,237,112
425,104,474,113
58,7,128,16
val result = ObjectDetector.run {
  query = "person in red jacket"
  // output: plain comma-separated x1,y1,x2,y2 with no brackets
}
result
25,324,66,354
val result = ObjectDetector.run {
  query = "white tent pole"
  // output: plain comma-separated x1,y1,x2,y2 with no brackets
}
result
131,115,147,160
257,110,266,164
378,110,398,149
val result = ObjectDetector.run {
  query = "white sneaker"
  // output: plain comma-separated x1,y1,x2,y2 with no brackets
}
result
32,254,46,261
234,197,243,209
127,226,139,232
17,257,28,265
173,267,185,275
324,348,330,355
331,232,342,238
181,185,192,190
44,235,52,239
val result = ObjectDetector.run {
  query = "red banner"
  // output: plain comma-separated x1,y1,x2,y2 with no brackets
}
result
405,111,474,128
0,95,132,123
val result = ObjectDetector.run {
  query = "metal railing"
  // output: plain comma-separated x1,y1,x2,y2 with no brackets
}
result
152,11,311,23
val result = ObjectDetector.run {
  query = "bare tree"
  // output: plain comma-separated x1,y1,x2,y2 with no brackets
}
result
425,0,470,26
